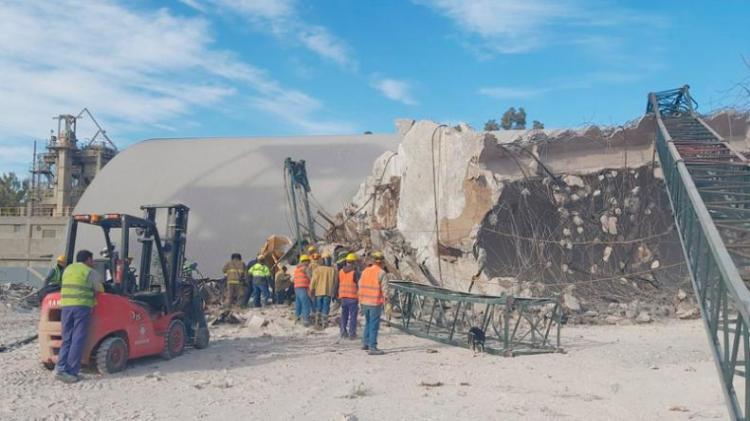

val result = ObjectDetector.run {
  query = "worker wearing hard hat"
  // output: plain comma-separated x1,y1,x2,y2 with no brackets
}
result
293,255,313,326
247,254,272,307
38,255,67,303
359,251,388,355
336,253,360,339
222,253,245,308
310,252,336,329
45,255,67,289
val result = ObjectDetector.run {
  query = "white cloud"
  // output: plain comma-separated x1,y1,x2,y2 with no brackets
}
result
415,0,660,55
0,0,354,152
201,0,355,68
373,79,418,106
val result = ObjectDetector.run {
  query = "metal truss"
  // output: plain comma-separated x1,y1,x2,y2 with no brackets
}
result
649,85,750,420
388,281,562,356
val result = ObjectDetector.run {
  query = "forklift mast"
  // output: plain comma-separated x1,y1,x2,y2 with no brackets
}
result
141,204,190,303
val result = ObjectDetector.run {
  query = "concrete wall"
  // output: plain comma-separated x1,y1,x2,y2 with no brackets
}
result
0,215,68,283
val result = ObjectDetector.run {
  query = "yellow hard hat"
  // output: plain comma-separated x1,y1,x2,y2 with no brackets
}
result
257,253,265,260
306,245,317,253
345,253,358,262
372,251,384,261
56,255,66,264
299,254,310,262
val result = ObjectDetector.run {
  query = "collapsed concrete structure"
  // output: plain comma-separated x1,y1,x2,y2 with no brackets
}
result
342,111,750,319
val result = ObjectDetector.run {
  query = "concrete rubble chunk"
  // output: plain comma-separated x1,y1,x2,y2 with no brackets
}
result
563,293,581,312
635,311,652,324
395,119,416,137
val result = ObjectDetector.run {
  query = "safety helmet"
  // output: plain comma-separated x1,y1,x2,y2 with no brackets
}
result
299,254,310,262
257,253,265,260
307,245,317,253
56,255,66,264
345,253,358,262
372,251,384,261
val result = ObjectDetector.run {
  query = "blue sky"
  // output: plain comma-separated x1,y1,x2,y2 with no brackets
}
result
1,0,749,174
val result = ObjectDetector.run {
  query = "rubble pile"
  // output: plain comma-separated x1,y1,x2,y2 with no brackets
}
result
0,282,37,309
335,113,749,323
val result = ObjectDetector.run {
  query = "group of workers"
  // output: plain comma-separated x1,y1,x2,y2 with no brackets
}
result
222,247,389,355
44,243,390,385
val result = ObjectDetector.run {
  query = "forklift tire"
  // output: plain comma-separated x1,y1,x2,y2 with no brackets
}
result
193,326,210,349
162,319,186,359
96,336,129,374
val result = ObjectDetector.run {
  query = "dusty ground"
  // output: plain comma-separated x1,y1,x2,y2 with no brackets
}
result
0,305,728,421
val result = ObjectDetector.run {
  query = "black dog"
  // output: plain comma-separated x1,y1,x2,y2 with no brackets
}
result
468,327,486,352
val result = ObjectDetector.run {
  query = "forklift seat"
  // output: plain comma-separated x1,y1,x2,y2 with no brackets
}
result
131,291,166,313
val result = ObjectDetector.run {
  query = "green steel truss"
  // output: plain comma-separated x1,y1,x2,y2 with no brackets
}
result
649,85,750,420
388,281,562,356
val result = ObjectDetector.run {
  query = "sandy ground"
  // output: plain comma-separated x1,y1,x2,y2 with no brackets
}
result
0,305,728,421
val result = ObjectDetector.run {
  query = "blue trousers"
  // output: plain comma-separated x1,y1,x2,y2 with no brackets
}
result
340,298,358,337
315,296,331,316
252,279,269,307
362,305,382,349
295,288,311,323
57,306,92,376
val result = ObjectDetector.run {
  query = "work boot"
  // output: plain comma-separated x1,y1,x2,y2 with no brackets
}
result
321,315,328,329
361,344,369,351
56,371,79,383
368,348,385,356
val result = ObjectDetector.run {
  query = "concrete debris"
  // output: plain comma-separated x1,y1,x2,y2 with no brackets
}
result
563,293,581,312
0,283,37,308
635,311,652,324
677,288,688,301
247,315,269,329
676,302,700,320
209,310,245,325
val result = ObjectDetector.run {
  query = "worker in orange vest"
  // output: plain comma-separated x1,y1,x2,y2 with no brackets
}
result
293,255,313,327
359,251,388,355
336,253,360,339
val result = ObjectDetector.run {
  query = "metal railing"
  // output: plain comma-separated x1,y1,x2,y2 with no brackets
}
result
0,206,74,217
388,281,562,356
649,85,750,420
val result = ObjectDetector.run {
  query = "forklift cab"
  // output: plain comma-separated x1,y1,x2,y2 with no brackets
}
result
65,204,190,314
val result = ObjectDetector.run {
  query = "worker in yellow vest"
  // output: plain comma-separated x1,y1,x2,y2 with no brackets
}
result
247,254,272,308
336,253,360,339
222,253,245,308
293,255,313,326
55,249,104,383
359,251,388,355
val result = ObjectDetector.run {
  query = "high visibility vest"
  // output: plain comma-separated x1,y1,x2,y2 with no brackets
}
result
338,269,358,300
293,265,310,289
248,263,271,277
49,266,63,286
60,263,95,307
358,265,384,306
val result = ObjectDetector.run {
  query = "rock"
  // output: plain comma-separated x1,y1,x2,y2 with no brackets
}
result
677,288,688,301
247,315,269,329
600,215,618,235
563,293,581,312
563,175,586,188
650,260,660,270
602,246,613,262
635,311,652,324
676,302,700,320
604,315,622,324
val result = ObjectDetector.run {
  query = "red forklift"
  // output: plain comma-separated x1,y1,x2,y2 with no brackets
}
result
38,204,209,373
